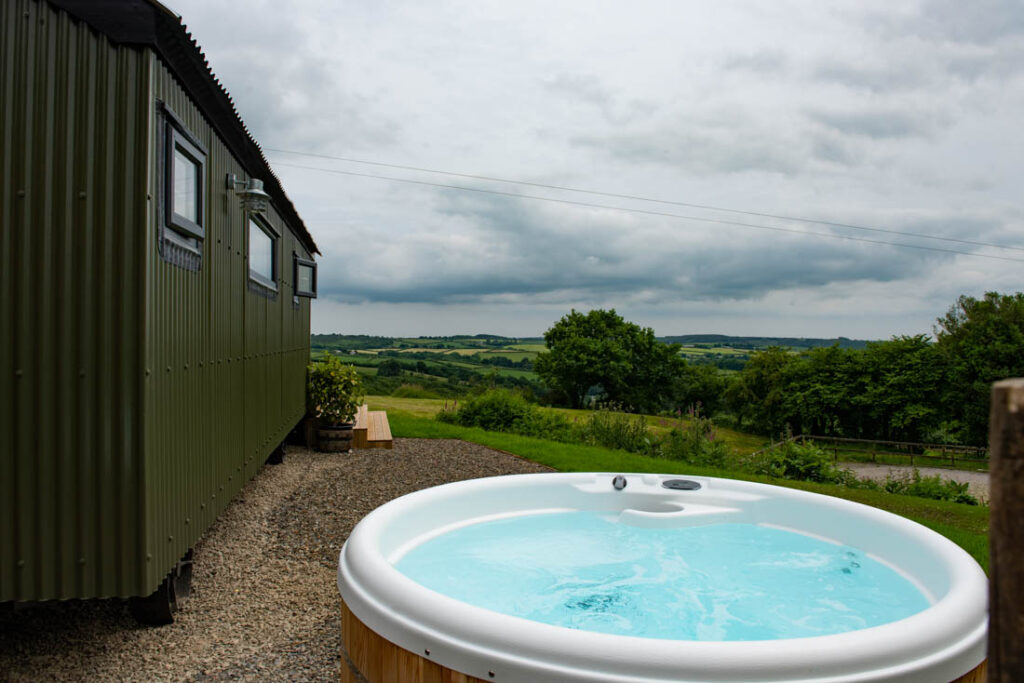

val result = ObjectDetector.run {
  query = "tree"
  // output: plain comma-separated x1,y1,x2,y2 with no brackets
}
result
725,346,793,434
534,309,682,410
782,344,859,437
935,292,1024,445
377,359,403,377
858,335,946,442
672,362,728,415
616,326,684,413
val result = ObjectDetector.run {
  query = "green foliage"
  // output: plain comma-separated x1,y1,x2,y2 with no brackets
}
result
307,355,364,425
936,292,1024,444
534,309,633,409
377,359,404,377
857,335,946,442
534,309,682,411
725,346,794,434
574,405,652,453
658,411,730,467
437,389,540,432
883,470,979,505
672,363,729,416
749,440,852,484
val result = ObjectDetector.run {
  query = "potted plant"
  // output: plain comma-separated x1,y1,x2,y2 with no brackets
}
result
307,353,365,452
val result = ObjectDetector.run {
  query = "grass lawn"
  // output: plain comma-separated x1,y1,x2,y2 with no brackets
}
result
376,407,990,573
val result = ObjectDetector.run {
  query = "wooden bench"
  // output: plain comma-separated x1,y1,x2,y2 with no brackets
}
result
352,404,393,450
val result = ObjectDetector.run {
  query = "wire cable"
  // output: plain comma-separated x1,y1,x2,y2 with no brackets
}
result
272,161,1024,264
264,147,1022,254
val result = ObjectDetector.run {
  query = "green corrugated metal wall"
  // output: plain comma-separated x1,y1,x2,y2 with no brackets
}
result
1,0,150,600
144,60,311,594
1,0,314,602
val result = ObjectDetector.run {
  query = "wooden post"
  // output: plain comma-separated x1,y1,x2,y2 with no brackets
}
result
989,378,1024,682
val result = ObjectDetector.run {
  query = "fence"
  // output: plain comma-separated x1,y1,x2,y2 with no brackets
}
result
759,434,989,471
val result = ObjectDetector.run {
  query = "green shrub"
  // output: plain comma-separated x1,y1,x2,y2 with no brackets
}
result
515,409,575,442
749,440,850,484
659,414,730,467
438,389,537,432
883,470,979,505
307,354,364,425
574,405,652,454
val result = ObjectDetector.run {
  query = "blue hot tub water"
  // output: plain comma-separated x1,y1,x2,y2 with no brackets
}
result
394,511,931,641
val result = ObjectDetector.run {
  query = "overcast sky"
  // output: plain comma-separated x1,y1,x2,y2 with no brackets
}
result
168,0,1022,339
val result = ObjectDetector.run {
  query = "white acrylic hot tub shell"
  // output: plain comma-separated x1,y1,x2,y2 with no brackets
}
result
337,472,987,683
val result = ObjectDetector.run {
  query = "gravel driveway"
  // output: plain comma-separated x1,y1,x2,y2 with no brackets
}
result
0,439,552,682
842,463,990,503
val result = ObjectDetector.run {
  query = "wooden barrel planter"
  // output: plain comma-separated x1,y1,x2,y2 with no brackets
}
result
318,423,354,452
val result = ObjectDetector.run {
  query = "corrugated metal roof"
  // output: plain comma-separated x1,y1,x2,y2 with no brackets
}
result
47,0,320,256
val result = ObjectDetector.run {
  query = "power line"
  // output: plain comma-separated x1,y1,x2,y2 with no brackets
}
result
272,161,1024,265
264,147,1023,254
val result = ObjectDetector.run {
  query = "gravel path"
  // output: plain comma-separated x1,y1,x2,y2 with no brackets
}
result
843,463,990,503
0,439,552,682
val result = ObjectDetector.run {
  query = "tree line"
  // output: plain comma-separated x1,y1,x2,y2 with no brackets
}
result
534,292,1024,446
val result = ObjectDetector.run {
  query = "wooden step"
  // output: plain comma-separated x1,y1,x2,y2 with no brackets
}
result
352,405,392,449
367,410,393,449
352,405,370,449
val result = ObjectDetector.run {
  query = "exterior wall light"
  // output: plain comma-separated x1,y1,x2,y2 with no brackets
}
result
226,173,270,214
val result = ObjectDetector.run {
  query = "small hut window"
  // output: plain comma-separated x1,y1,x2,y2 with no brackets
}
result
165,125,206,240
248,216,278,290
294,255,317,297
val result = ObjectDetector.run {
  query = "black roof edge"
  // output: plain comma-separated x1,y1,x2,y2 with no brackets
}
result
47,0,321,256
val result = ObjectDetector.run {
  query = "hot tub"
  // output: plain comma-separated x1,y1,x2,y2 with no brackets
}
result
337,472,987,682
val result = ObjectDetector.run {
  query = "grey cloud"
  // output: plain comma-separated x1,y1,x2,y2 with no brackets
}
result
903,0,1024,44
541,73,657,126
722,50,789,74
810,134,861,166
543,73,613,108
806,109,943,140
315,192,948,306
810,61,932,93
217,59,400,153
572,124,804,176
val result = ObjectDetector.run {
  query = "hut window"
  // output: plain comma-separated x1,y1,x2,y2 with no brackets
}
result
248,217,278,289
165,125,206,240
294,255,317,297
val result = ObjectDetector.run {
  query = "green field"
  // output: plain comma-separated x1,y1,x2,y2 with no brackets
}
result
313,335,543,395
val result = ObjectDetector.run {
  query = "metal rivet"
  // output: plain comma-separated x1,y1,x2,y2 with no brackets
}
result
78,191,86,199
185,518,190,525
78,557,86,565
168,536,173,542
145,369,151,376
17,560,25,568
166,366,172,372
146,554,152,561
79,370,85,377
14,369,22,378
16,189,25,197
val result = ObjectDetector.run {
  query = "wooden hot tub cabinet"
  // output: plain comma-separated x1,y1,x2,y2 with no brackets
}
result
340,599,986,683
341,600,490,683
